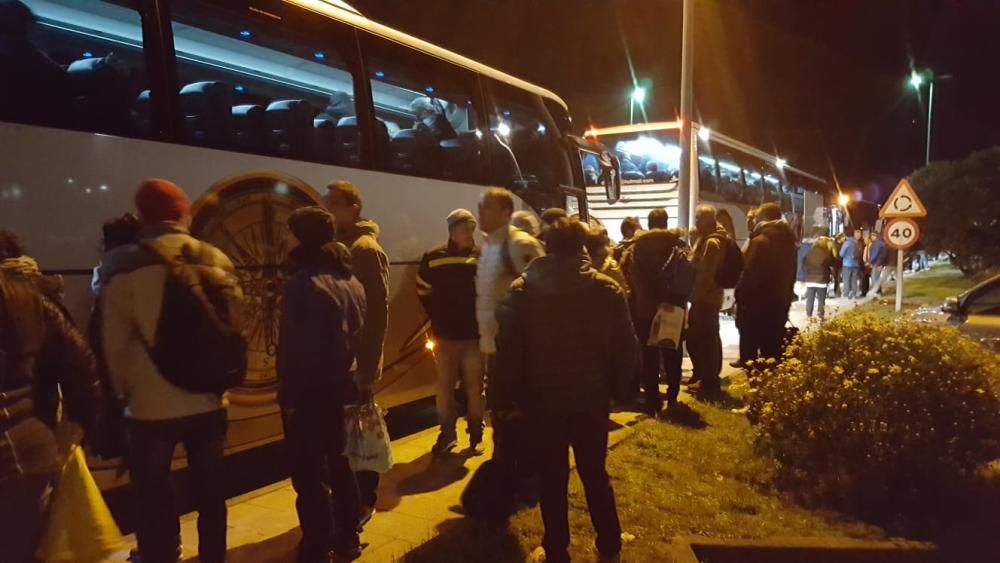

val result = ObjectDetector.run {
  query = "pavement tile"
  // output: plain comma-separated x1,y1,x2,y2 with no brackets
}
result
359,538,417,563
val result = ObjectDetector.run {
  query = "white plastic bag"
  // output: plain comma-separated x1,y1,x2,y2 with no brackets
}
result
344,402,393,473
648,303,685,349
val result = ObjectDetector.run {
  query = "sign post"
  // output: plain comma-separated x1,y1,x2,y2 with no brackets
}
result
880,179,928,312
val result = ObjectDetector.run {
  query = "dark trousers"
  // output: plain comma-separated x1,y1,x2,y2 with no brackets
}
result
283,399,361,558
686,302,722,390
0,473,52,563
860,267,871,296
636,315,683,409
127,409,228,563
356,470,379,510
534,409,621,563
804,286,828,319
737,305,788,363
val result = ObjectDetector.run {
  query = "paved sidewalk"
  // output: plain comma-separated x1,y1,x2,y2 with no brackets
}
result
110,410,645,562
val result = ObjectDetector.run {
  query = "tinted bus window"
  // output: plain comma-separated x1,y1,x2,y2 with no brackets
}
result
4,0,149,138
487,79,566,191
169,0,359,164
361,33,486,184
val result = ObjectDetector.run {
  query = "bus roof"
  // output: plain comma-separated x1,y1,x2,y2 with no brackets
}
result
291,0,569,110
585,121,827,185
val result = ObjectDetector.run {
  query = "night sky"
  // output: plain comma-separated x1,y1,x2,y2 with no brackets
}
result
352,0,1000,203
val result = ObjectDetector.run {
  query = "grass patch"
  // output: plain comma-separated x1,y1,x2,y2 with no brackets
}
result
404,375,885,562
856,262,984,318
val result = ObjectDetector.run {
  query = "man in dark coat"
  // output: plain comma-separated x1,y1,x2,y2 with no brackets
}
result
278,206,366,563
493,217,637,563
734,203,798,363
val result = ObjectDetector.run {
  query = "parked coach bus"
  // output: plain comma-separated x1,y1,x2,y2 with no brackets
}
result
0,0,617,490
583,121,834,245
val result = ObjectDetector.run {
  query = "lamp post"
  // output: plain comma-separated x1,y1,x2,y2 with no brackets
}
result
909,70,952,166
677,0,694,230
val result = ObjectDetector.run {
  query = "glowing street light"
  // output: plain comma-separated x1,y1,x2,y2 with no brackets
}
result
629,85,647,125
908,69,951,165
775,157,787,170
837,193,850,207
697,126,711,142
631,86,646,104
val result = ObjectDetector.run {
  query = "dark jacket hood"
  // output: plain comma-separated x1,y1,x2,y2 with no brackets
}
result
288,242,353,276
753,219,796,244
338,219,380,246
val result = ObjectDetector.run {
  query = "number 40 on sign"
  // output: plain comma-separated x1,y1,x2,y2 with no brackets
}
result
884,217,920,250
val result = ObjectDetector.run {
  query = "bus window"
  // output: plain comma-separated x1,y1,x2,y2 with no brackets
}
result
698,155,720,194
361,33,486,183
543,98,573,137
717,159,743,203
4,1,149,138
169,0,359,164
486,79,567,191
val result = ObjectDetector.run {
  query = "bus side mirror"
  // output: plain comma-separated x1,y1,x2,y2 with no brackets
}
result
599,150,621,204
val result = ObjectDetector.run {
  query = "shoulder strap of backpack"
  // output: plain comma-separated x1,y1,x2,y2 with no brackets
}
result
500,235,517,277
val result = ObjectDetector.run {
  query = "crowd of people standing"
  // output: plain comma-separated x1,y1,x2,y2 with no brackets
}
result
2,176,813,562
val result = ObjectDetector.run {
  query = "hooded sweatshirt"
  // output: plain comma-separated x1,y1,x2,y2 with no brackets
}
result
337,219,389,387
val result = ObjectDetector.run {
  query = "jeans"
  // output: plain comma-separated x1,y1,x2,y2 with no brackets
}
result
635,315,683,409
842,266,860,298
0,473,52,563
283,398,361,558
534,409,621,563
127,409,228,563
686,302,721,390
804,286,828,319
433,338,484,440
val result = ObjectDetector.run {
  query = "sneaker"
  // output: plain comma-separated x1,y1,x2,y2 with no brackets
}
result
529,546,547,563
431,433,457,455
331,543,363,562
686,380,702,392
729,360,746,369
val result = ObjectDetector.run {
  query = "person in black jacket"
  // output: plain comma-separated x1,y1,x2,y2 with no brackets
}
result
0,275,99,563
802,234,835,320
734,203,798,364
417,209,484,454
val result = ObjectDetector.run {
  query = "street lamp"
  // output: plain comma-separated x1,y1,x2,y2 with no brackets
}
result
629,85,647,125
775,157,787,170
697,126,711,142
909,69,952,166
837,193,850,207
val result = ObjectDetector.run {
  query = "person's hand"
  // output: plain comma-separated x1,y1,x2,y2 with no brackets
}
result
357,385,374,404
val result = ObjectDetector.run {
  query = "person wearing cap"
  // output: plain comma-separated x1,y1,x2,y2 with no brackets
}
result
417,209,484,454
99,178,234,563
279,206,366,562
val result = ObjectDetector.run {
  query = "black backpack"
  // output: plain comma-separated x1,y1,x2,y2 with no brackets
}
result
142,241,247,395
658,245,697,307
713,235,744,289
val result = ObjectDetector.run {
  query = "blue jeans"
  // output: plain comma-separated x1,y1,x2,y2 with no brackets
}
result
433,339,485,440
842,267,860,298
805,286,828,319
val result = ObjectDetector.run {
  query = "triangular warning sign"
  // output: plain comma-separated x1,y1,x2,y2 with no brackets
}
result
880,178,927,218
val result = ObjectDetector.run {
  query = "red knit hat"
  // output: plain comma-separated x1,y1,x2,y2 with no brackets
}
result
134,179,191,225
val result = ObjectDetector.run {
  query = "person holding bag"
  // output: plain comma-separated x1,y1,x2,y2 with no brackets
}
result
278,206,367,563
0,273,101,562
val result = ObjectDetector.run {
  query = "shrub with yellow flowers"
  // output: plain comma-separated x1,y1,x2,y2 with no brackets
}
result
750,310,1000,523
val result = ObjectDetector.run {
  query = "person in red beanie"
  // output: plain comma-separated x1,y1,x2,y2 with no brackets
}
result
97,179,235,563
134,178,192,226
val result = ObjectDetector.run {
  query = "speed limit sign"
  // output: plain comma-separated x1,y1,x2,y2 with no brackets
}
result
884,218,920,250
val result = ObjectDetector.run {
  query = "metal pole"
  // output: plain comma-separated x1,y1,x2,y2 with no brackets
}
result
630,98,635,125
677,0,694,231
925,80,935,165
895,248,904,312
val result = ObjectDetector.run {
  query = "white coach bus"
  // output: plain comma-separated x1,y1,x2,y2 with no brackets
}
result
583,121,832,244
0,0,616,489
